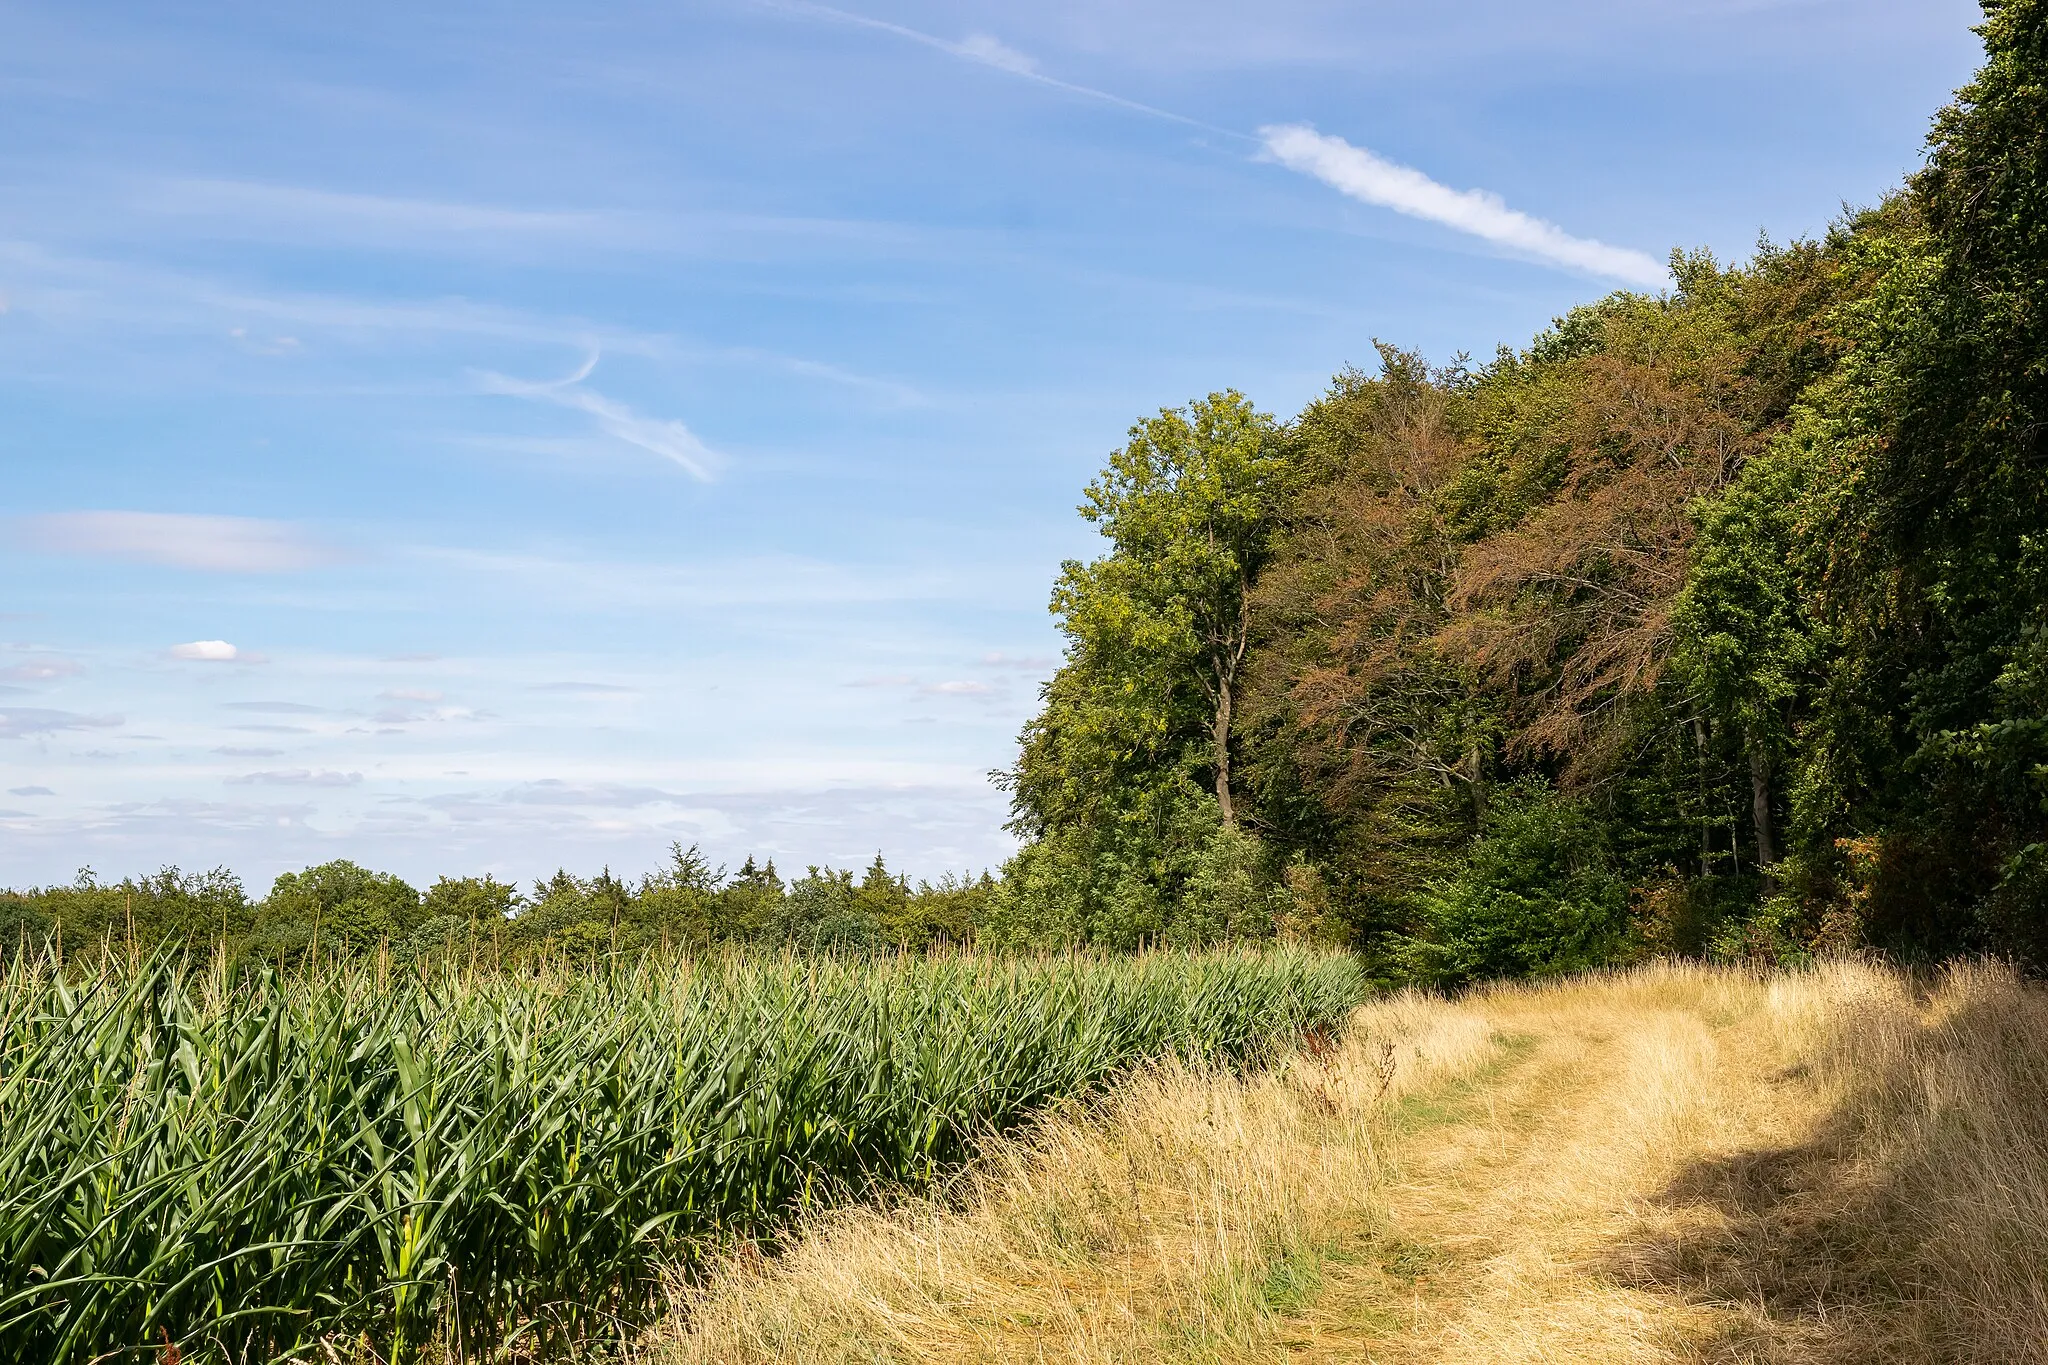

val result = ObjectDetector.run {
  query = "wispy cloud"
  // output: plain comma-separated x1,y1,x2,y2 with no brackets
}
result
225,769,363,787
477,353,723,481
953,33,1039,76
1259,125,1670,287
501,779,686,808
140,178,611,244
416,546,977,610
755,5,1660,288
23,511,345,573
0,707,121,739
371,704,477,725
757,1,1225,132
845,674,997,697
0,658,83,682
529,681,636,695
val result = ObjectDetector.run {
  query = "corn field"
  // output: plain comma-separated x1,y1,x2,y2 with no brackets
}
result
0,946,1362,1362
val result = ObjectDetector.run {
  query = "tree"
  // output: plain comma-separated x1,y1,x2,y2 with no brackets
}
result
256,861,421,962
1439,265,1775,781
1396,782,1632,985
1243,354,1492,947
996,392,1295,946
1671,436,1825,876
1027,390,1292,829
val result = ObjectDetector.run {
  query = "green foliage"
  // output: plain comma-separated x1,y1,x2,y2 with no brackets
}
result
1001,391,1292,938
1,845,998,968
1672,434,1824,762
1780,0,2048,952
1395,783,1632,986
253,860,424,962
1172,823,1289,948
985,785,1297,950
0,866,252,962
0,945,1364,1362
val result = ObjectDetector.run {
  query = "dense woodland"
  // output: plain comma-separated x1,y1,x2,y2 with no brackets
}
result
7,2,2047,982
991,1,2048,978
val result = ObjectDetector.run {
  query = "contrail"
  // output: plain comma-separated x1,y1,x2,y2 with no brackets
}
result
755,0,1670,288
755,0,1242,138
1259,125,1670,287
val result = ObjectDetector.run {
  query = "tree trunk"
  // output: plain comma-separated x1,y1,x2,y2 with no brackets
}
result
1465,742,1487,827
1692,718,1714,877
1749,747,1777,879
1213,679,1235,827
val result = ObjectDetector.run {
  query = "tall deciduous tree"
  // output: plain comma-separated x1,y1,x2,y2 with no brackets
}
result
1011,390,1290,834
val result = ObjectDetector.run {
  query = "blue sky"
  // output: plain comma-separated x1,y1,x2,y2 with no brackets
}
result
0,0,1984,892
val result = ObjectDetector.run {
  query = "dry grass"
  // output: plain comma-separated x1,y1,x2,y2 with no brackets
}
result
1607,958,2048,1363
638,960,2048,1365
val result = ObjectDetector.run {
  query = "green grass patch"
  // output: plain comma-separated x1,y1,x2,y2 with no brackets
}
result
1382,1030,1537,1133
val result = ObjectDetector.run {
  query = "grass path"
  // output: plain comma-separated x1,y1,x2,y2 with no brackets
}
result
646,963,2048,1365
1274,988,1822,1361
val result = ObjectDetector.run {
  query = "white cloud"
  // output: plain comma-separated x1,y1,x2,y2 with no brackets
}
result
371,705,477,725
8,786,55,797
171,639,241,661
380,688,445,702
477,353,723,481
225,769,363,787
1258,124,1670,287
847,675,996,696
23,511,343,573
228,326,302,356
501,779,687,808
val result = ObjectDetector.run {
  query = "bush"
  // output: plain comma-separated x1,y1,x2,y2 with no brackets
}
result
1398,783,1632,985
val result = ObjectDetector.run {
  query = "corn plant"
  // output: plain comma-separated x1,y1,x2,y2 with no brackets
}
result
0,946,1361,1362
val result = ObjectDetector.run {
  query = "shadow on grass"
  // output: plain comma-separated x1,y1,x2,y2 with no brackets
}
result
1599,986,2048,1365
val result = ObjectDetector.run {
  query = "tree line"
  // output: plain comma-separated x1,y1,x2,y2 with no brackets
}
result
0,852,995,967
991,0,2048,979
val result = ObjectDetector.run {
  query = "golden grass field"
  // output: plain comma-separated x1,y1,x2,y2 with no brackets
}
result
641,960,2048,1364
